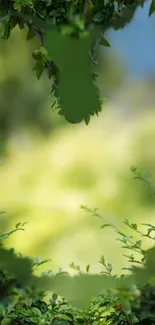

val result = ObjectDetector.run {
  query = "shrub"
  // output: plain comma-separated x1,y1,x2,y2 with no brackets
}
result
0,206,155,324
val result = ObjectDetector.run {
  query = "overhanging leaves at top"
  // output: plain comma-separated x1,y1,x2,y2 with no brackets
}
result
0,0,154,124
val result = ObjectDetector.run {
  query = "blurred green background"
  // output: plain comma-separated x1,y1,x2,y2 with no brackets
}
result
0,2,155,276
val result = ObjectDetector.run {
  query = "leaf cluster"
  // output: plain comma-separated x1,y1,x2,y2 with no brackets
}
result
0,0,154,124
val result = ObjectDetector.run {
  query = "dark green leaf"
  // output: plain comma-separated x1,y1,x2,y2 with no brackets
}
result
84,115,90,125
101,223,111,228
131,223,137,230
49,10,61,17
0,15,10,23
149,0,155,16
18,20,25,30
3,23,10,40
93,12,105,22
99,38,110,47
86,264,90,273
27,29,35,40
33,62,44,80
15,222,21,229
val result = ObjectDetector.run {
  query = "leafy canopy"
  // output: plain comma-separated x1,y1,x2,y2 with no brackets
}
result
1,0,155,124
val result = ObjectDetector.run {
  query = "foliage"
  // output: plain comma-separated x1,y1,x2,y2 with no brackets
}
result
1,187,155,324
131,166,155,196
0,0,154,124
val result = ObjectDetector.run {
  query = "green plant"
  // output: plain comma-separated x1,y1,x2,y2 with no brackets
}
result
0,208,155,324
0,0,155,124
0,168,155,323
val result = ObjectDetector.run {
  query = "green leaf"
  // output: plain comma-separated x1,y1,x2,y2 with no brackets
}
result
99,255,106,266
32,50,42,61
0,305,5,317
0,15,10,23
49,10,61,17
131,223,137,230
139,0,145,8
131,165,137,171
134,240,142,248
149,0,155,16
101,223,111,228
116,231,126,237
15,222,21,228
107,263,113,272
99,38,110,47
33,62,44,80
13,2,21,10
32,307,42,317
56,314,72,321
0,210,6,214
1,318,12,325
121,267,133,272
84,115,90,125
27,29,35,40
37,259,52,266
2,23,10,40
18,19,25,30
86,264,90,273
142,223,155,228
93,12,105,22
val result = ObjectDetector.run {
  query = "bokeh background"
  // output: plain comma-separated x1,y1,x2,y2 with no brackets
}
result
0,0,155,276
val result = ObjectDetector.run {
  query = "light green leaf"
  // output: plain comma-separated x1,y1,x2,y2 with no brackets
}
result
0,210,6,214
27,29,35,40
1,318,12,325
93,12,104,22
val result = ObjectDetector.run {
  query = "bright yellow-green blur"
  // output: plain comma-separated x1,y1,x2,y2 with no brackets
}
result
0,27,155,277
